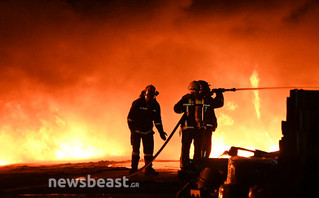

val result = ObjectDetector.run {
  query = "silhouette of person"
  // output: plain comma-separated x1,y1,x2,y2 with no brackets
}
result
127,85,167,175
174,81,204,170
197,80,224,158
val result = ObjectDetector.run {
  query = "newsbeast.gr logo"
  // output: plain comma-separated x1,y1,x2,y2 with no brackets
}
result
48,175,139,188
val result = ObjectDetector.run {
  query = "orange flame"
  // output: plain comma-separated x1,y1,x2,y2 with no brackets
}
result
0,161,9,166
208,69,280,158
250,70,261,119
0,103,128,165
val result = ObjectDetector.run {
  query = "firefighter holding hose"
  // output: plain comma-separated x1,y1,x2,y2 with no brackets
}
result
198,80,224,158
174,81,224,171
127,85,167,175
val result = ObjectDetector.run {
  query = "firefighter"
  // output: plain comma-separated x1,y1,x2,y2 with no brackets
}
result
174,81,204,170
127,85,167,175
198,80,224,158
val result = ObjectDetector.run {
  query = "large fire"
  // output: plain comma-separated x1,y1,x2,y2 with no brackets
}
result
0,97,129,165
0,70,282,165
2,1,318,166
210,70,279,158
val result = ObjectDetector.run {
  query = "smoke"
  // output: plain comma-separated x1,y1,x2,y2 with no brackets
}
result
1,0,319,164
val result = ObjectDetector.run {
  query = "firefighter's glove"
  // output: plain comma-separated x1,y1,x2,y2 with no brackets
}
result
160,131,167,141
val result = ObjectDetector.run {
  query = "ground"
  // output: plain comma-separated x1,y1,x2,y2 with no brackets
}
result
0,160,183,198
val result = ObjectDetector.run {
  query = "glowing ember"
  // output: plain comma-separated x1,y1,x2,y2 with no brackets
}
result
237,150,254,157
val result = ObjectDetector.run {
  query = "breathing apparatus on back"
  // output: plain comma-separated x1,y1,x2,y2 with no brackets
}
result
188,81,204,128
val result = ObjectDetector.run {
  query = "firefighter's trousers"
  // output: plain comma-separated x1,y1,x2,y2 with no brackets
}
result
201,129,213,158
130,132,154,170
180,128,203,169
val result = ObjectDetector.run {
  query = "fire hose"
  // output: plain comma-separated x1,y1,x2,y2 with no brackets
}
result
211,86,319,93
127,113,187,177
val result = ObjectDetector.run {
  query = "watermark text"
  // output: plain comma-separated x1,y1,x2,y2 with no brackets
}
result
48,175,139,188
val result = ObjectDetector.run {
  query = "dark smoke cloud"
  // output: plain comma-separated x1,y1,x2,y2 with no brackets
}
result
284,0,319,23
2,0,318,94
1,0,319,163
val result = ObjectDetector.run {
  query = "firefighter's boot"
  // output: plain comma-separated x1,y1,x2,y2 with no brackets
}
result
129,155,139,174
144,156,159,176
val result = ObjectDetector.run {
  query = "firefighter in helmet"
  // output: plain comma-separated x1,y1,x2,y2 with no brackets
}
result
198,80,224,158
127,85,167,175
174,81,204,170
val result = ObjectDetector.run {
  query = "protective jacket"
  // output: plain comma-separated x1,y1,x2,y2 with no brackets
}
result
203,92,224,131
174,92,224,131
127,97,164,134
174,93,202,130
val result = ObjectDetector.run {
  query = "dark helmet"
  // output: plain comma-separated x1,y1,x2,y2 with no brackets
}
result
198,80,211,94
140,84,159,98
144,85,159,96
188,81,201,93
142,85,159,103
